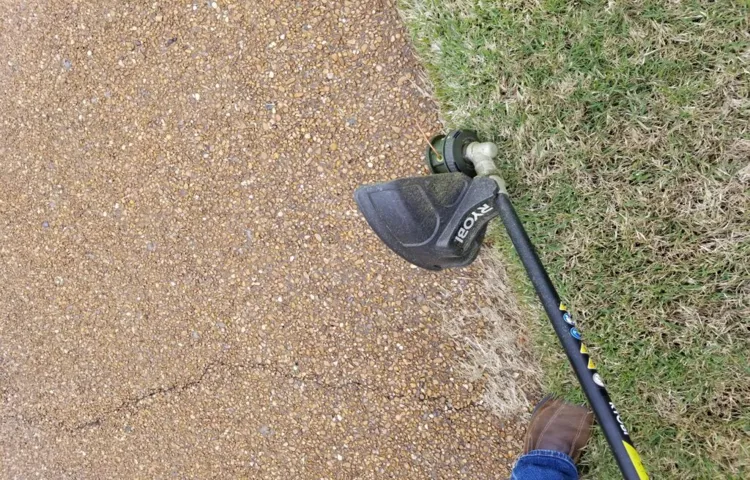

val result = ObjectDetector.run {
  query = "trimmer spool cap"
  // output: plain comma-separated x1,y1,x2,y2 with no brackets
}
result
424,130,479,177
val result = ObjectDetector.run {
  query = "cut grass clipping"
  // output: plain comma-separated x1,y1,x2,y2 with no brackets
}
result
401,0,749,478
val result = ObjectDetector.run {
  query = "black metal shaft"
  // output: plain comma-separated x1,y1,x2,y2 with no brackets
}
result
494,193,647,480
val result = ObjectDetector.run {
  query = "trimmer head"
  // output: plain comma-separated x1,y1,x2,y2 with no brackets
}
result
424,130,480,177
356,129,504,271
354,172,499,271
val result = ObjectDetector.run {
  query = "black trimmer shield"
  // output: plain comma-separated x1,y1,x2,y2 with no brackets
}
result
354,173,499,271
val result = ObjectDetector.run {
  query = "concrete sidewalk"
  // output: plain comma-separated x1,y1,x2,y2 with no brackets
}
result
0,1,523,477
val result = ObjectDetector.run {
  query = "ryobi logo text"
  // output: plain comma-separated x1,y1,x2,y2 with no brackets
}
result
454,203,493,244
609,402,629,437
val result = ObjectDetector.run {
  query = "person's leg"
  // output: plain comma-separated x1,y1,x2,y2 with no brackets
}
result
510,450,579,480
510,396,593,480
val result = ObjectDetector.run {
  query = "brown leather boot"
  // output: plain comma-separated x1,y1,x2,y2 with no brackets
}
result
524,396,594,463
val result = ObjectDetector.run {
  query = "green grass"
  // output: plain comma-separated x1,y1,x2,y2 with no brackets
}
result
400,0,750,478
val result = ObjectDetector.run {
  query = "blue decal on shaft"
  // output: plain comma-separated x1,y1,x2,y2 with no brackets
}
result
570,327,582,340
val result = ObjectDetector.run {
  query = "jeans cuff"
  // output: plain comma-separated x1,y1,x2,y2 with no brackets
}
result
522,449,578,470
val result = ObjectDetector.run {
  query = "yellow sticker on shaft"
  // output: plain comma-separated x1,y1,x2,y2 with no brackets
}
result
623,441,649,479
588,358,596,370
559,302,568,311
580,343,589,354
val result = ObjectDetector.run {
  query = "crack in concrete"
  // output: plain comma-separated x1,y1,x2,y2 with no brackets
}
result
71,357,225,431
67,358,386,431
4,356,480,433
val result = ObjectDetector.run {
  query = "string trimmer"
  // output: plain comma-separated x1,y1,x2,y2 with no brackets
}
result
354,130,648,480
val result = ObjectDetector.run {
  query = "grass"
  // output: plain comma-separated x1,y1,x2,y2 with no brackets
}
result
400,0,750,478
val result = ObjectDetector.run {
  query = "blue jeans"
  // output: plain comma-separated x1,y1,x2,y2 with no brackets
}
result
511,450,579,480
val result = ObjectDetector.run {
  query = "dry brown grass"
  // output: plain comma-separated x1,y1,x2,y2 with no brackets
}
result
440,253,541,418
